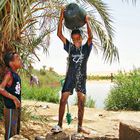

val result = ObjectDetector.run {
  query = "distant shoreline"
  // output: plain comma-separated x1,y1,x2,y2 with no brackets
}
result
87,79,113,83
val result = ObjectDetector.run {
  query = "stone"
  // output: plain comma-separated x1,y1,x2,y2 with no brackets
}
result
46,132,69,140
45,132,119,140
35,136,46,140
9,135,28,140
71,133,85,140
119,121,140,140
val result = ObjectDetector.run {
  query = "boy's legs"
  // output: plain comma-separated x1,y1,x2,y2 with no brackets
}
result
77,92,86,132
4,108,10,140
17,108,21,134
58,92,70,127
4,108,19,140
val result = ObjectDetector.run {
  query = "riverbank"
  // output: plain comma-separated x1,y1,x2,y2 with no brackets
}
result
0,100,140,139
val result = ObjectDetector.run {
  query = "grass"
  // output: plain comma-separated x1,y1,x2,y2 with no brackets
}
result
21,69,62,103
85,96,95,108
22,84,60,103
21,106,48,123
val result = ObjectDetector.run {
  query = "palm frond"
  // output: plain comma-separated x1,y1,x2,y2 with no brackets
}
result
0,0,8,11
77,0,119,63
90,17,119,63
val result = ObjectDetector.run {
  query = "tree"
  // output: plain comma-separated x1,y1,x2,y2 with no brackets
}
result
0,0,119,77
0,0,62,76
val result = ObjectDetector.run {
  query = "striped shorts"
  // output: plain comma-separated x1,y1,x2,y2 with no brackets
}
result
4,107,21,140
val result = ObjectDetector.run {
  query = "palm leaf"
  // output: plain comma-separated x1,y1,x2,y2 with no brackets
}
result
76,0,119,62
0,0,8,11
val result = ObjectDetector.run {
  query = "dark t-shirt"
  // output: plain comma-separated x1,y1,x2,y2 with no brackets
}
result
3,70,21,109
64,39,92,78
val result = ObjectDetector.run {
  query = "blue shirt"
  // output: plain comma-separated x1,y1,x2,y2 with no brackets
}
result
64,39,92,78
3,70,21,109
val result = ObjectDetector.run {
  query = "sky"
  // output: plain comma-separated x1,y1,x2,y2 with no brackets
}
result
33,0,140,75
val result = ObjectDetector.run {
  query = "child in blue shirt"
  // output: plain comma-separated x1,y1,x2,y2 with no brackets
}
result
0,52,22,140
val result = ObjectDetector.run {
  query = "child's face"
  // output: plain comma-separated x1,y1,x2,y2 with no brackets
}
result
11,54,23,69
71,34,82,48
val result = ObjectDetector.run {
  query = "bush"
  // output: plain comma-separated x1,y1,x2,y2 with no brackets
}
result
40,69,46,75
22,81,59,103
105,69,140,111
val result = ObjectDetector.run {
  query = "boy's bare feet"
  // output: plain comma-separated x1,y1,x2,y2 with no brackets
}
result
78,126,90,135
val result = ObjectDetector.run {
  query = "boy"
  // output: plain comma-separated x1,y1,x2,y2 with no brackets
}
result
52,8,93,133
0,52,22,140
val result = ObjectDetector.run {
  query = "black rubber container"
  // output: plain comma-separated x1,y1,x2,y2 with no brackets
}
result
64,3,87,30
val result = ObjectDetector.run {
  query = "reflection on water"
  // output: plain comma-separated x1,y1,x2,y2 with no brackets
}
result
60,80,114,109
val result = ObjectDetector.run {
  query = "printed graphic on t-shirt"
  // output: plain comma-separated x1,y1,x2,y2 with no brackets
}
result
15,82,21,95
72,53,84,63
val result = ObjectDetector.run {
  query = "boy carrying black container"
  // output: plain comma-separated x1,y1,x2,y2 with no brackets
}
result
0,52,22,140
51,7,93,134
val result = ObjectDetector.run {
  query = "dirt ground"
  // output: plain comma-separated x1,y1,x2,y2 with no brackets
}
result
0,100,140,140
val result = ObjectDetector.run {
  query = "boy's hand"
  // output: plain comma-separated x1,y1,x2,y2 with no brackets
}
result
60,7,65,21
13,97,21,109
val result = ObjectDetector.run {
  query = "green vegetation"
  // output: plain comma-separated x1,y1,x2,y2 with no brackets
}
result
22,85,60,103
87,74,114,81
74,96,95,108
22,69,62,103
105,69,140,111
85,96,95,108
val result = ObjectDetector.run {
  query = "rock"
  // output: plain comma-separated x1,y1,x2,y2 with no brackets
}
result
71,133,85,140
35,136,46,140
46,132,69,140
95,137,118,140
45,132,119,140
99,114,103,117
119,121,140,140
42,105,49,109
9,135,28,140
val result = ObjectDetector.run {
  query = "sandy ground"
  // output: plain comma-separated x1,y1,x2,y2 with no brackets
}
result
0,100,140,140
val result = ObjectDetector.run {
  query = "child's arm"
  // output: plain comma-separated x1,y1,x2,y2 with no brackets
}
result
85,16,93,46
57,7,67,45
0,73,21,108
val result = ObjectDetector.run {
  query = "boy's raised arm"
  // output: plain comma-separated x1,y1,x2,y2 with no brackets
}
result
0,74,20,108
85,16,93,46
57,7,67,45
